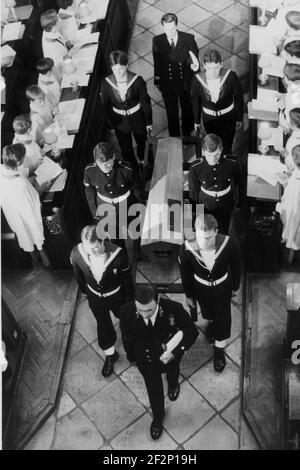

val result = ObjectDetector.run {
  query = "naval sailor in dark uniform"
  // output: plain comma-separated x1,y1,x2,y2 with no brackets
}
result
70,225,134,377
83,142,144,244
191,49,244,155
120,284,198,440
178,214,241,372
188,133,243,235
152,13,199,137
100,50,152,168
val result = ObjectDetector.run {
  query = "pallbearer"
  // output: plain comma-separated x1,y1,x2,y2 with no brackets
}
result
178,214,241,372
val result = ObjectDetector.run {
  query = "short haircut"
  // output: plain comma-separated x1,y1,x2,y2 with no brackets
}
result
109,50,128,67
203,49,222,64
289,108,300,128
135,284,158,304
202,133,223,152
286,10,300,30
26,85,45,102
93,142,114,163
36,57,54,74
2,144,26,170
161,13,178,25
81,225,107,244
195,213,218,232
13,115,32,135
291,144,300,168
40,9,58,31
284,40,300,58
57,0,73,8
283,63,300,81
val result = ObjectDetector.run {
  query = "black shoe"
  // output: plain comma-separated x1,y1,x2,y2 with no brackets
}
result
168,383,180,401
102,351,119,377
214,347,226,372
150,420,163,440
205,322,215,344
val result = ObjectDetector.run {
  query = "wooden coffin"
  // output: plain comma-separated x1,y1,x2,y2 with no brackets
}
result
141,138,183,264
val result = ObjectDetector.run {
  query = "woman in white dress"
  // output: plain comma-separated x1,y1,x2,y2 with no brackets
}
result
276,144,300,251
0,144,51,266
12,115,44,176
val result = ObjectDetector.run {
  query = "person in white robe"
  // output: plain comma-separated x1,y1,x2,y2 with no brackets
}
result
41,9,69,78
0,144,51,266
57,0,79,44
26,85,54,146
37,57,61,108
276,144,300,250
12,114,44,176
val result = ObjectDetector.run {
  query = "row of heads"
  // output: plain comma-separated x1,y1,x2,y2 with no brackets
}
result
40,7,300,31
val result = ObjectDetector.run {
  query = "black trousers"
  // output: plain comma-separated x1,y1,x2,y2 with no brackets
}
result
138,359,180,423
161,86,194,137
115,128,147,167
203,116,237,155
87,289,123,351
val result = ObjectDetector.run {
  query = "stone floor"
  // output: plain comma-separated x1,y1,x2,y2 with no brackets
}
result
24,0,260,451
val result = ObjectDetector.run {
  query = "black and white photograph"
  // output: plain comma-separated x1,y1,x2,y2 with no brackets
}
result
1,0,300,454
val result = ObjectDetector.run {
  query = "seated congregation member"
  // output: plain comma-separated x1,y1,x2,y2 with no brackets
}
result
37,58,61,108
276,144,300,251
281,108,300,172
70,225,134,377
178,214,241,372
279,63,300,131
120,284,198,440
191,49,244,155
13,115,44,177
0,144,51,267
188,134,243,235
152,12,199,137
83,142,144,243
100,50,152,168
41,9,70,77
281,39,300,63
57,0,79,45
26,85,54,146
266,5,300,47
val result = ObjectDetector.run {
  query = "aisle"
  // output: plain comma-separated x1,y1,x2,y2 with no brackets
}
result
24,0,256,450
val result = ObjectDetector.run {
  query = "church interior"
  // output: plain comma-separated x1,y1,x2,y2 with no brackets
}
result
1,0,300,451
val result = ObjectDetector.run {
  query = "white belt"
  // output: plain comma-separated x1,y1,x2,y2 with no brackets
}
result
203,103,234,117
194,272,228,286
201,184,231,198
87,284,120,297
98,190,130,204
112,103,140,115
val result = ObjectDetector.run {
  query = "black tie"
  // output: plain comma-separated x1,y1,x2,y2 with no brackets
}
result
170,39,175,50
147,319,153,330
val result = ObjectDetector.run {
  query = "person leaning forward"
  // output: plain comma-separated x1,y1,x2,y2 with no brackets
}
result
120,284,198,440
178,214,241,373
191,49,244,155
70,225,134,377
100,50,152,168
83,142,144,243
152,12,199,137
188,134,243,235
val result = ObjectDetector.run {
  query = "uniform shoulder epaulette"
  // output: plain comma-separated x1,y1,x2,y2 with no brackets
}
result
84,163,96,170
191,158,203,167
225,157,237,164
119,160,133,171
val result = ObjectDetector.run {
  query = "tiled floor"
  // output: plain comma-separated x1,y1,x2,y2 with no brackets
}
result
25,0,258,450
